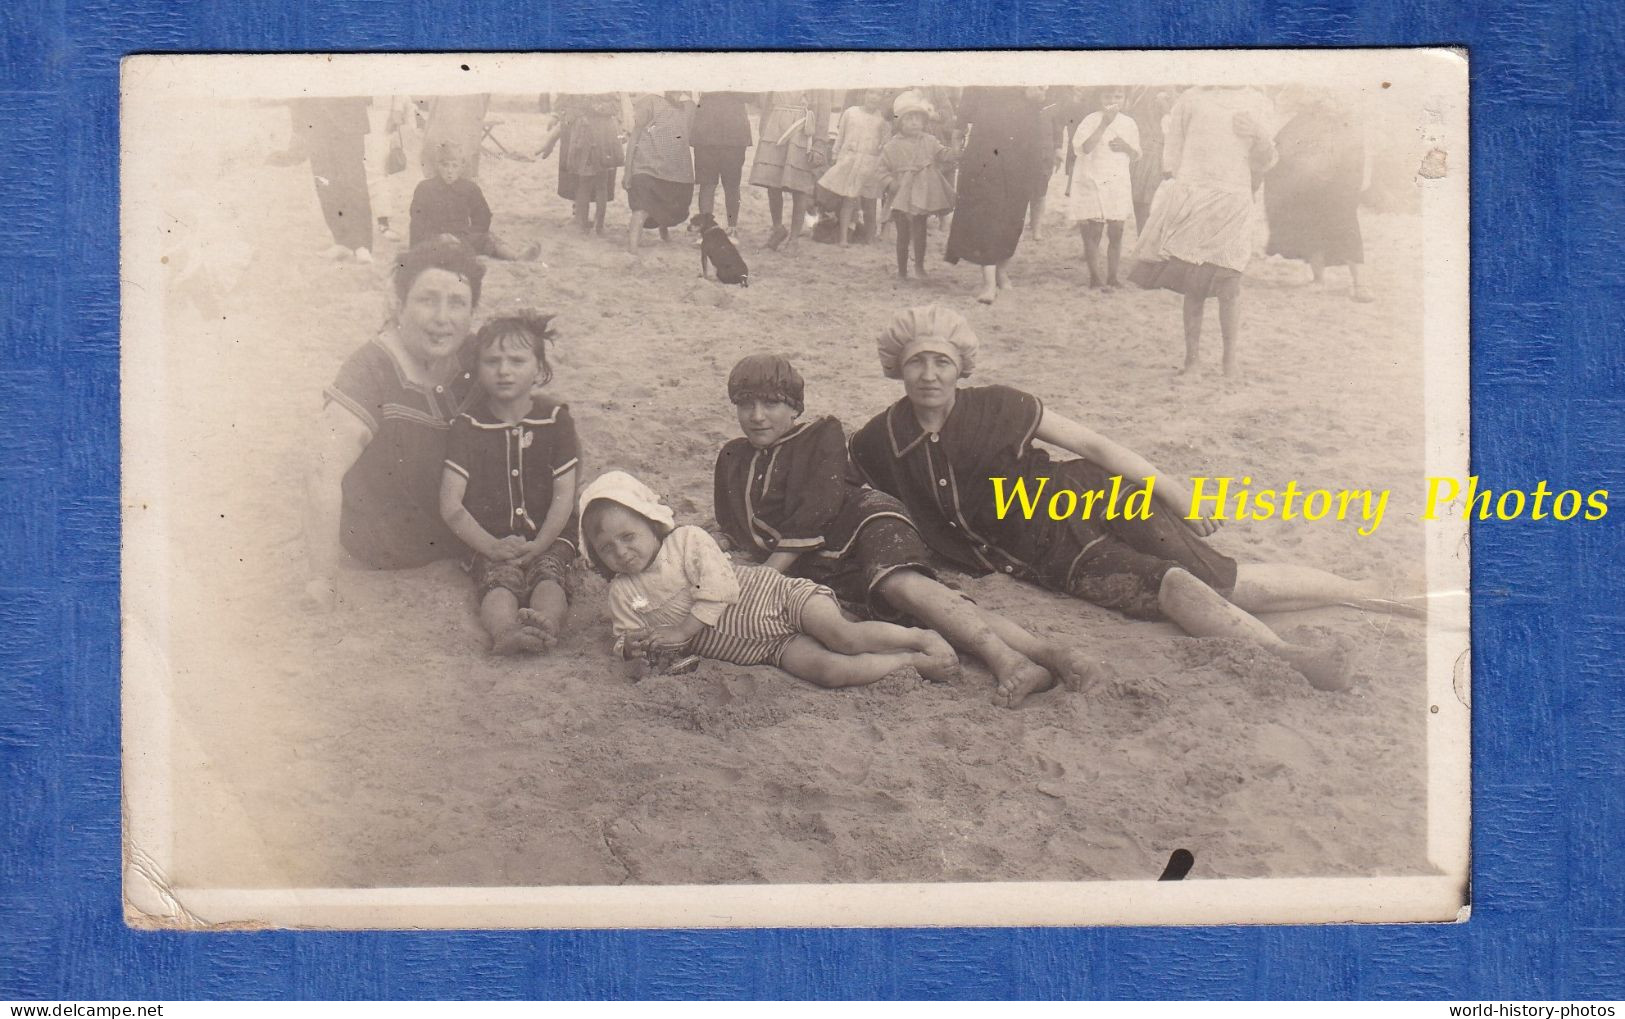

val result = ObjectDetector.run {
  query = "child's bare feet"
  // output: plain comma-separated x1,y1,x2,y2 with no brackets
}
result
993,659,1054,708
1044,643,1109,694
1277,643,1353,692
913,631,962,683
491,626,549,656
517,608,560,650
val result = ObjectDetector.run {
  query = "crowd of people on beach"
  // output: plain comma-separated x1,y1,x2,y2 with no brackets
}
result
289,84,1414,708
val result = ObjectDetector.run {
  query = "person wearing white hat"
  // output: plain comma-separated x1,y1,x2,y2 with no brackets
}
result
578,470,959,688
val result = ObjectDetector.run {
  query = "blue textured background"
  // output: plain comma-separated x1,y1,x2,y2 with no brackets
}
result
2,0,1622,1001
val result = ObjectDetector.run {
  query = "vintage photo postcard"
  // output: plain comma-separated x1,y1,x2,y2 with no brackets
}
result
121,49,1469,929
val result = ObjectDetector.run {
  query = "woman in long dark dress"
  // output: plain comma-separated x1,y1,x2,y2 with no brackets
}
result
1264,90,1372,302
944,87,1045,304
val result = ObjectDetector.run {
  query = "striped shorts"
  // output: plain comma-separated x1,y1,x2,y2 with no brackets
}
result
690,565,836,668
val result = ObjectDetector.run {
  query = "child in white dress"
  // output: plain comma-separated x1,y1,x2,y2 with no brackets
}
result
578,471,958,688
818,90,892,247
1069,87,1141,288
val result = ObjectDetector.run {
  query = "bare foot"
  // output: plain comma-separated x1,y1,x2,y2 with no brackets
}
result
491,626,549,656
914,261,928,276
993,659,1054,708
766,224,789,250
517,609,560,650
1278,644,1354,692
975,285,998,305
1178,359,1201,376
913,631,962,684
1044,644,1110,694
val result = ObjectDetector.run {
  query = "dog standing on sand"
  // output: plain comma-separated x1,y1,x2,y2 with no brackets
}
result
690,212,750,286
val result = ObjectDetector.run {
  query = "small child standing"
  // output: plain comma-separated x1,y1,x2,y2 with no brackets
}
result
1069,87,1141,288
817,90,892,248
578,471,958,688
878,91,957,279
439,312,580,655
410,143,541,260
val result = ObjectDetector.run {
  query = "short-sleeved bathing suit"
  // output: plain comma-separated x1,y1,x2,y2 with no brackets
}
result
849,385,1237,620
444,396,582,599
714,415,937,622
324,338,476,569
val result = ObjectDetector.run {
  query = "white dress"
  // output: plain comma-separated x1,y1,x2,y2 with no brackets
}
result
1068,111,1140,223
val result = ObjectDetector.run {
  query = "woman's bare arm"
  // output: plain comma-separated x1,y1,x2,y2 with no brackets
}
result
303,402,372,608
1034,409,1220,535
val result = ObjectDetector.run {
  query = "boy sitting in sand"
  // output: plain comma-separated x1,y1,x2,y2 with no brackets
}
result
439,312,579,654
579,470,959,688
410,142,541,260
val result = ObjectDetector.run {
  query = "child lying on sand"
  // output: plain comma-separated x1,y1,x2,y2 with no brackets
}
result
578,471,959,688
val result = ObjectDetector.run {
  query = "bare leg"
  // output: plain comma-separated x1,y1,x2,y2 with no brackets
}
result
766,188,788,249
483,588,546,655
1350,263,1374,302
1309,252,1326,284
1181,293,1205,373
1158,569,1350,691
785,191,807,252
516,578,568,649
1217,286,1242,376
976,264,998,304
995,259,1013,289
798,593,960,682
860,198,877,242
777,635,924,689
1105,221,1124,285
1081,220,1104,287
837,197,855,248
572,176,593,233
1228,564,1425,618
486,231,540,261
626,209,642,253
1029,194,1047,240
877,570,1050,706
893,212,911,277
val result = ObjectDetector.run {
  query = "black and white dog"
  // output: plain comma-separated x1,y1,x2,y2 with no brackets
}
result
689,213,750,286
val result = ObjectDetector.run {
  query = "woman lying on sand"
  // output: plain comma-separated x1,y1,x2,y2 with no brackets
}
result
714,354,1098,708
302,239,486,610
848,305,1421,701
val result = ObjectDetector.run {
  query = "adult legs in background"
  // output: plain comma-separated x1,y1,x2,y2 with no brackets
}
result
976,264,999,304
1181,292,1206,373
1216,282,1242,376
572,174,596,233
308,123,374,256
719,150,744,230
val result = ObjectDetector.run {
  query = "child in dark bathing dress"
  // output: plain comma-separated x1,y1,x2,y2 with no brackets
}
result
714,354,1101,708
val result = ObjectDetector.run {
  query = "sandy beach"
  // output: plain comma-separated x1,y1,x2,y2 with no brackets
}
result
146,97,1433,893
